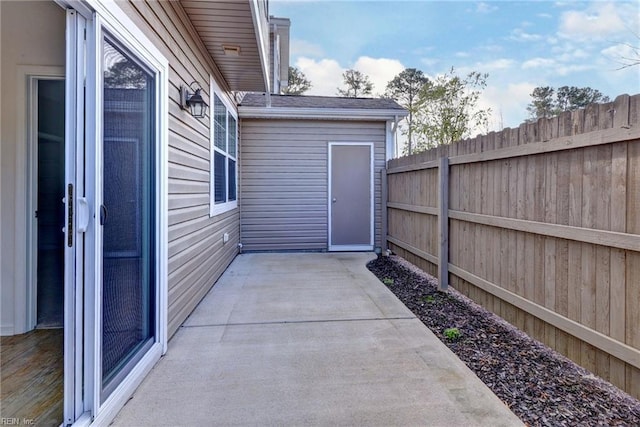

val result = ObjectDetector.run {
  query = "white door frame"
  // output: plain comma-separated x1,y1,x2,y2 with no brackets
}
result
14,67,65,333
327,142,374,251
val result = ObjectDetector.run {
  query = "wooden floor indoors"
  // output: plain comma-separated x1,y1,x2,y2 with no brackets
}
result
1,329,63,426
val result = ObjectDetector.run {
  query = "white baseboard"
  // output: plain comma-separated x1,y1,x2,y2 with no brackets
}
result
1,324,15,336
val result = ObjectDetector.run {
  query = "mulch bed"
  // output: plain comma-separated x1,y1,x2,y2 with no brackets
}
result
367,255,640,426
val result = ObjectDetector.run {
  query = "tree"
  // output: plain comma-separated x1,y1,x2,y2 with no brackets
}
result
527,86,611,120
412,67,491,152
384,68,429,155
611,32,640,69
281,66,312,95
526,86,555,120
104,60,147,89
556,86,610,111
337,69,373,97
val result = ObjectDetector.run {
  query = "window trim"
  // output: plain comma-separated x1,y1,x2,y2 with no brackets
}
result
209,75,238,217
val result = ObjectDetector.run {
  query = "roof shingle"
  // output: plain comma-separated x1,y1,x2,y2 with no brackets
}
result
240,93,405,111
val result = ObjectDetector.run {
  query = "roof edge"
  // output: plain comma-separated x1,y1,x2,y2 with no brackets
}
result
238,106,409,121
249,0,271,93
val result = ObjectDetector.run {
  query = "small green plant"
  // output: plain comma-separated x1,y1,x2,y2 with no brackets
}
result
382,277,394,286
421,295,435,303
443,327,461,341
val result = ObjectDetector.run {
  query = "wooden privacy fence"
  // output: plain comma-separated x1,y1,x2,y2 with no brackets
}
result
384,94,640,398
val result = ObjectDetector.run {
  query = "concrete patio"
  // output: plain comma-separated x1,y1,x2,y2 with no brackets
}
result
113,252,522,426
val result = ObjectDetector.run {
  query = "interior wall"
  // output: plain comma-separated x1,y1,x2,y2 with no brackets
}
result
0,1,65,335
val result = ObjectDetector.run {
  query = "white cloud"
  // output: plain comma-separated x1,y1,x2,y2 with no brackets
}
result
482,59,516,71
546,36,559,45
554,63,595,76
480,44,505,53
295,57,344,96
594,45,640,94
294,56,405,97
412,46,436,56
458,58,515,75
290,39,325,58
353,56,405,95
601,43,640,68
509,28,543,42
559,3,627,39
479,82,538,131
420,57,440,67
476,2,498,14
522,57,556,69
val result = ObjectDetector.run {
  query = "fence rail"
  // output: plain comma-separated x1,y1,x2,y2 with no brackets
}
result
386,93,640,399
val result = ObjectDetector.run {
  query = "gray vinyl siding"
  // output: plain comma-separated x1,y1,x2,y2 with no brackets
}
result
240,119,386,252
122,1,239,339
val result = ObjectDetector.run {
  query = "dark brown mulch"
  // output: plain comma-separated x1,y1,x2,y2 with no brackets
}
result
367,255,640,426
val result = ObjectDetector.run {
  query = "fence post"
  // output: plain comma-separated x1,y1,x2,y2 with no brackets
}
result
438,157,449,290
381,168,388,252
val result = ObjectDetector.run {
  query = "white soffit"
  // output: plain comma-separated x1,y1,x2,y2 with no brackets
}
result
180,0,269,92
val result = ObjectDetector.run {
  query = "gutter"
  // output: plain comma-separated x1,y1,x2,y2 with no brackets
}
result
238,106,408,121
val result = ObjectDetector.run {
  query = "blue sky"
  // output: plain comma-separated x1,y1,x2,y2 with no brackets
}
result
271,0,640,131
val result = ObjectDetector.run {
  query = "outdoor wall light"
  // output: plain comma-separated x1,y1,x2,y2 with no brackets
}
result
180,82,208,118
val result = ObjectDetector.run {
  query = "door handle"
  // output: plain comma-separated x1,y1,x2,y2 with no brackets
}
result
67,184,74,247
332,198,337,203
77,197,89,232
100,204,108,226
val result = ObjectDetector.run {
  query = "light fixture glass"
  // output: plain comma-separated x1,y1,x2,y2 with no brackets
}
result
180,83,209,118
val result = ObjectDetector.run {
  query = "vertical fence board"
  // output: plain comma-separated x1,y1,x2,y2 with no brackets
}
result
626,139,640,352
544,146,558,344
438,158,449,289
505,129,519,325
581,140,598,372
567,108,585,363
609,94,630,387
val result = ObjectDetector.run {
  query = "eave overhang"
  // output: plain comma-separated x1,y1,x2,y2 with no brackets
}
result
180,0,270,92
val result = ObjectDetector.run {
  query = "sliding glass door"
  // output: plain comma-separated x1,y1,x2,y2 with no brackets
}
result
100,35,156,399
58,2,167,422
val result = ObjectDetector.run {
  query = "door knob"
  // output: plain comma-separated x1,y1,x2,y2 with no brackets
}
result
332,198,337,203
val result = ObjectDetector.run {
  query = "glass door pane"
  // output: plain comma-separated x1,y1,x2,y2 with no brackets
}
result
101,35,155,398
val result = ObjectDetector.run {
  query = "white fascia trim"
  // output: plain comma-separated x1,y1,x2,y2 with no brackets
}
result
238,106,408,121
249,0,271,94
385,120,394,162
